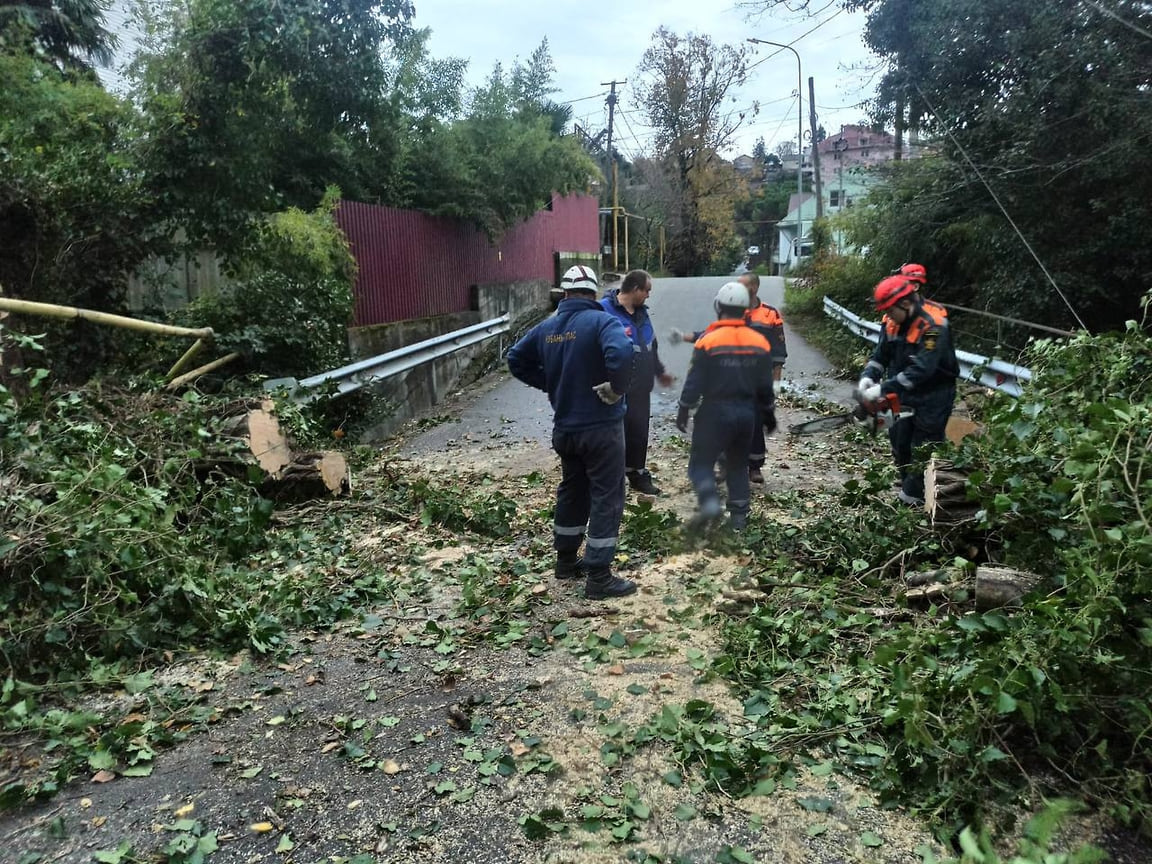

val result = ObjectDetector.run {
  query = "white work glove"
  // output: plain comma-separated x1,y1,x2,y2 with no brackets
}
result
861,383,883,403
669,328,686,345
593,382,622,405
857,377,876,392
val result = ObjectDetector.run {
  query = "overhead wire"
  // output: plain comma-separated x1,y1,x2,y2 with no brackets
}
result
561,91,610,105
913,82,1088,331
1082,0,1152,41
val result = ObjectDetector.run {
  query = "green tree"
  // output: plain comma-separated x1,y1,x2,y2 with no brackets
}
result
132,0,416,247
734,175,796,264
414,59,598,237
0,55,155,304
0,0,115,70
635,27,753,275
0,53,162,375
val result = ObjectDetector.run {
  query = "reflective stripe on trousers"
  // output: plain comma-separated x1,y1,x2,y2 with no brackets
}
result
552,422,626,569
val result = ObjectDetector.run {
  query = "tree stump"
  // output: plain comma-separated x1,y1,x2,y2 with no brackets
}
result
925,458,982,526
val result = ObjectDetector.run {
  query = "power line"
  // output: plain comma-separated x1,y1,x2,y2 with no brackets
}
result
913,82,1088,331
562,91,610,105
1082,0,1152,41
745,8,845,74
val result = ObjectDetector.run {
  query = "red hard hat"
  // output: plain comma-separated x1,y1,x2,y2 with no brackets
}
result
873,275,918,311
899,262,927,284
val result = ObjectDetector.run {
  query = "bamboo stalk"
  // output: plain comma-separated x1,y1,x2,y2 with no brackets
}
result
165,338,207,381
165,352,242,390
0,297,214,340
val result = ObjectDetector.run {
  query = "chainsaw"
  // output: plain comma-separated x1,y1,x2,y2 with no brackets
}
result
788,388,914,437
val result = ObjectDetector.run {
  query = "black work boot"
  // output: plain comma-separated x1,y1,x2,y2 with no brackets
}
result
554,550,584,580
585,567,637,600
627,469,662,496
748,466,764,484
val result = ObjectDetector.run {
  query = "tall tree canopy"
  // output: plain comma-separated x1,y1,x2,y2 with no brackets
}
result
0,0,115,69
132,5,594,247
132,0,417,245
635,27,753,275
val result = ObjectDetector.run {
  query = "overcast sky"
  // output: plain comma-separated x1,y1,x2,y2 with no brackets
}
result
413,0,883,159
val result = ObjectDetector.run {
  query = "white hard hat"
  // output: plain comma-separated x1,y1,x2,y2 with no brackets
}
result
561,265,599,294
713,281,751,315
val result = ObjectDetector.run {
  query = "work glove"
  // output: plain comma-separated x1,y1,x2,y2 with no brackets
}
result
668,328,686,345
763,409,777,435
860,383,883,403
592,381,622,405
675,405,691,433
857,376,876,392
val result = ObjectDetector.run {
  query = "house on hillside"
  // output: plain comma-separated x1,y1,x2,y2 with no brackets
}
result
733,154,759,176
813,125,921,252
774,193,817,274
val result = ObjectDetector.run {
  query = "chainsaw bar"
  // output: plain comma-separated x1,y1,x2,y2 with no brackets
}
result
787,413,857,436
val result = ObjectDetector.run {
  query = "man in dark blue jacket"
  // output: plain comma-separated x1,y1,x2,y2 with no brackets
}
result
600,269,675,496
507,265,637,600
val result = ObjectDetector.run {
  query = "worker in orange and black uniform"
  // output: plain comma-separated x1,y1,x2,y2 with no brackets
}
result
669,272,786,485
676,282,776,531
738,273,787,483
858,269,959,506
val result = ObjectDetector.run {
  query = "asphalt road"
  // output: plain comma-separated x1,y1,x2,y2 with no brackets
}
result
400,275,845,456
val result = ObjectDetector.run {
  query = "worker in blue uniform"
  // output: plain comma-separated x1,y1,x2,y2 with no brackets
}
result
507,265,637,599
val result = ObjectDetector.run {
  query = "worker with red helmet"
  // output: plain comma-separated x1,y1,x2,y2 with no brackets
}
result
857,269,959,506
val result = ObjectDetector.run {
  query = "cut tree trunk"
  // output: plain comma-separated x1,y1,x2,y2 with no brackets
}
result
268,451,350,503
975,566,1041,610
219,399,293,476
213,399,350,502
925,457,982,526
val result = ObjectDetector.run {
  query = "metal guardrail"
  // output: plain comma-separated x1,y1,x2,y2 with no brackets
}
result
823,296,1033,397
265,314,511,403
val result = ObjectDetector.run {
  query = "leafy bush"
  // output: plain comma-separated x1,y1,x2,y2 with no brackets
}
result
784,253,887,374
709,321,1152,834
174,188,355,379
0,330,275,678
0,54,163,377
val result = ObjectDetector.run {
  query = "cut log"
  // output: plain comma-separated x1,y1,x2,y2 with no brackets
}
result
925,457,983,526
975,566,1041,610
904,582,968,605
267,451,350,502
219,399,293,476
210,400,349,503
905,567,959,587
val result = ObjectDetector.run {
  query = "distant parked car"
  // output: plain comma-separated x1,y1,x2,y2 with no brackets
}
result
747,245,761,256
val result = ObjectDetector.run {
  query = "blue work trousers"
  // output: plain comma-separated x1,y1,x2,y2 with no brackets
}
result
687,401,757,519
552,422,626,569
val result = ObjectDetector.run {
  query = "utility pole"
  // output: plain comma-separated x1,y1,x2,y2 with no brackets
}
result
832,135,848,253
602,79,625,271
746,40,803,261
808,76,823,220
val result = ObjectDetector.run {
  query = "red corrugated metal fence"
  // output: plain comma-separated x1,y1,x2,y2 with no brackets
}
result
336,193,599,326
